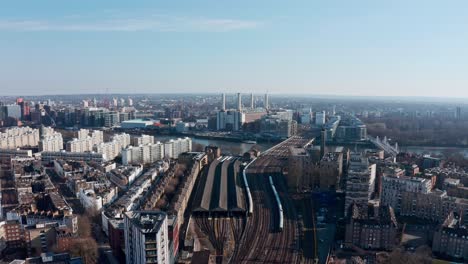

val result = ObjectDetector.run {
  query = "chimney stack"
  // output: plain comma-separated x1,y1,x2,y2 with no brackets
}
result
250,93,254,109
237,93,242,111
221,93,226,111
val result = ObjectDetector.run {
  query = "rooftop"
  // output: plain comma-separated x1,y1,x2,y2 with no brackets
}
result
125,210,166,233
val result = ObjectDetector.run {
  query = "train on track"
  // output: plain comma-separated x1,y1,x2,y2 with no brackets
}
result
269,176,284,231
243,158,255,215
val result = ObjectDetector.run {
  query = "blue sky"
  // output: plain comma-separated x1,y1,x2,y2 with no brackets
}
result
1,0,468,97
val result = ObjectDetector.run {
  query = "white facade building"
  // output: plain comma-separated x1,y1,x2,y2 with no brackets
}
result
344,153,376,216
381,175,432,213
39,132,64,152
122,138,191,165
77,129,89,140
66,130,103,152
95,133,130,161
316,111,326,126
131,135,154,146
216,110,245,131
300,108,312,124
122,142,164,165
124,211,169,264
164,137,192,159
0,127,40,149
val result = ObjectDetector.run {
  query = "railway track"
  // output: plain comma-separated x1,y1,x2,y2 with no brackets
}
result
233,154,299,263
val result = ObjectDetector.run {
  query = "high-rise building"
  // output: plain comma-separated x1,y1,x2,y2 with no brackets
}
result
320,128,327,159
344,153,376,216
380,174,432,213
163,137,192,159
216,110,245,131
6,105,21,119
95,133,130,161
77,129,89,140
259,115,297,138
0,127,40,149
300,108,312,124
456,106,462,120
264,93,269,110
39,131,64,152
104,111,120,127
124,211,169,264
122,142,165,165
315,111,326,126
16,98,30,120
67,130,103,152
131,135,155,146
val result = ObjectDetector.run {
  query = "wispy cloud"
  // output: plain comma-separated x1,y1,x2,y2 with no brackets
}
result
0,14,262,32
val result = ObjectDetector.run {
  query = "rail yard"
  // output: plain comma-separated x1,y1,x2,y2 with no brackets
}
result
188,136,316,263
232,136,314,263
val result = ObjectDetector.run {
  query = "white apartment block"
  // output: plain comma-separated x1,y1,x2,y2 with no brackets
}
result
93,133,130,161
122,142,165,165
39,132,64,152
344,154,376,216
91,130,104,145
122,137,191,165
131,134,154,146
112,133,131,149
77,129,90,140
95,141,121,161
164,137,192,159
124,211,169,264
0,127,40,149
67,138,93,152
381,174,432,213
316,111,326,126
66,130,103,152
41,126,55,137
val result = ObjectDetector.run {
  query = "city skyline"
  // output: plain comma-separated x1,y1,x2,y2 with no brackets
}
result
2,1,468,97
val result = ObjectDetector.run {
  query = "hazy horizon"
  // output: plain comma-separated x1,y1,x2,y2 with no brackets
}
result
2,92,468,104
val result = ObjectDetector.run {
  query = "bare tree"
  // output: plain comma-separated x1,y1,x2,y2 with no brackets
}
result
193,143,205,152
378,247,432,264
70,238,98,264
77,215,92,238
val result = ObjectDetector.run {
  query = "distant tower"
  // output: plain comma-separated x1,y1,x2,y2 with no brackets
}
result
320,128,327,159
250,93,254,109
237,93,242,111
456,106,462,120
264,93,269,110
221,93,226,111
